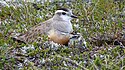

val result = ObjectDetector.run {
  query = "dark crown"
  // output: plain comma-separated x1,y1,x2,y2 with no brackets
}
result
57,8,69,12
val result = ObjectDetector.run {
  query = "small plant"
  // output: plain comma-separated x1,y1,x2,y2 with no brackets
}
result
0,0,125,70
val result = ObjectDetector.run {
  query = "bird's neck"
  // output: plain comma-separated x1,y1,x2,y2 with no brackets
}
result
53,15,71,22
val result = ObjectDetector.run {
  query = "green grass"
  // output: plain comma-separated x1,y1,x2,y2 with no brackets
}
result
0,0,125,70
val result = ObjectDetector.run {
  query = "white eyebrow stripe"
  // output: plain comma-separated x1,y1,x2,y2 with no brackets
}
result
55,10,67,14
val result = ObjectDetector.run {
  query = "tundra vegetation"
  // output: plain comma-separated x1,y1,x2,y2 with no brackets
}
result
0,0,125,70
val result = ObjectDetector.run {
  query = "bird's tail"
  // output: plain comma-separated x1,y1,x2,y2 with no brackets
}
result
11,33,26,44
11,36,26,44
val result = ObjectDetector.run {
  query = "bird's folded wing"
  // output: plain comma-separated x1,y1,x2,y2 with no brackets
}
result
12,22,51,44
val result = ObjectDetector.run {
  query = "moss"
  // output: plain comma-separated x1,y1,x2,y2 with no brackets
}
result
0,0,125,70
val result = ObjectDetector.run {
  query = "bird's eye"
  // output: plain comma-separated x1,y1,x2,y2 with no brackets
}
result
62,12,66,15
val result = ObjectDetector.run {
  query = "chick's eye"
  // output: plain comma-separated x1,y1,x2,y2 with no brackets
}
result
62,12,66,15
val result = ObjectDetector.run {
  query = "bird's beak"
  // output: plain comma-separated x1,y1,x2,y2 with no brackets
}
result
71,15,77,18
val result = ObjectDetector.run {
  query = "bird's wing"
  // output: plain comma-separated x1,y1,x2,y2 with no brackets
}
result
14,19,52,44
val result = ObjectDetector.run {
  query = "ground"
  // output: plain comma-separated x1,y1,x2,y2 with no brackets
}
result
0,0,125,70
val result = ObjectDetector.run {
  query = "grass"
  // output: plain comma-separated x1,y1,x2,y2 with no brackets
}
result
0,0,125,70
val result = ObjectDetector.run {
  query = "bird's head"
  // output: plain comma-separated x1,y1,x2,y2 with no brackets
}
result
54,8,77,22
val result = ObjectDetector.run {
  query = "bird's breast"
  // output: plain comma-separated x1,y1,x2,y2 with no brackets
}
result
48,30,70,45
66,22,73,33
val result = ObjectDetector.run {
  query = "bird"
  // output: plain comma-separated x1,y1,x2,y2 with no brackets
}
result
13,8,77,45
